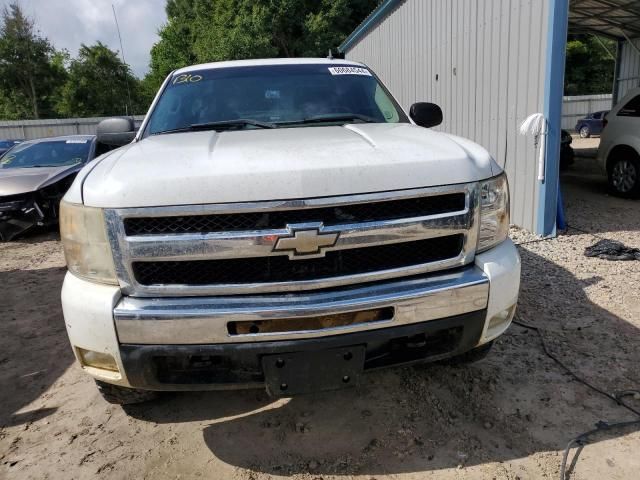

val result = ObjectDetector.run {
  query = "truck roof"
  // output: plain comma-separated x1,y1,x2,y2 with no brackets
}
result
174,58,367,75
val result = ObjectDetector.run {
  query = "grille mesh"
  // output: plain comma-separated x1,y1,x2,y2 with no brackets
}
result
132,235,464,286
124,193,466,235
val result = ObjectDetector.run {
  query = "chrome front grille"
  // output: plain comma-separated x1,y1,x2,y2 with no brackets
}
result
132,235,464,286
105,183,480,297
122,193,466,235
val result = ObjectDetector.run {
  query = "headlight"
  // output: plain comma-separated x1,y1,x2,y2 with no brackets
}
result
477,173,510,253
60,200,118,285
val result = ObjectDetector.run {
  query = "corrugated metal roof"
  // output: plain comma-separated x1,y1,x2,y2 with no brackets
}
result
340,0,640,53
569,0,640,39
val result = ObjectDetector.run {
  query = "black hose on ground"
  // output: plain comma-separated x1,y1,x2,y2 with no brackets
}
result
512,320,640,480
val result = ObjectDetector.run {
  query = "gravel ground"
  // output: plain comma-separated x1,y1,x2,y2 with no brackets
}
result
570,136,600,154
1,161,639,480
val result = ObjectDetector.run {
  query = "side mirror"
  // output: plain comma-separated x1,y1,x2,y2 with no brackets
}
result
97,117,136,147
409,102,443,128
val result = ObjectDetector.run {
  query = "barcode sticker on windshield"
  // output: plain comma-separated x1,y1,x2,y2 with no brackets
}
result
328,66,372,76
66,140,88,144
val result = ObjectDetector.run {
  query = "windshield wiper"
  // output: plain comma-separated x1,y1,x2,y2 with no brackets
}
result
282,113,379,126
152,119,276,136
192,119,277,130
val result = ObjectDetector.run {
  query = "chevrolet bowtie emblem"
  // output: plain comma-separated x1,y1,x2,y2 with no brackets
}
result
273,225,339,259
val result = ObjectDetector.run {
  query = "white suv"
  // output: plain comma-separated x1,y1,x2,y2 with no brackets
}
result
598,87,640,198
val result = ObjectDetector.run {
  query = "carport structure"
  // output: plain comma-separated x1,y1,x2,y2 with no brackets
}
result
569,0,640,38
339,0,640,236
569,0,640,104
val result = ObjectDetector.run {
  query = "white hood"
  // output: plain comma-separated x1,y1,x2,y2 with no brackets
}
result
82,123,496,208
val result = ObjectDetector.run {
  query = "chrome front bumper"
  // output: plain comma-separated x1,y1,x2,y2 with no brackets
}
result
63,239,520,390
114,266,489,345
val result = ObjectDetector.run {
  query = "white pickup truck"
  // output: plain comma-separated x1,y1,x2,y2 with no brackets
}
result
60,58,520,405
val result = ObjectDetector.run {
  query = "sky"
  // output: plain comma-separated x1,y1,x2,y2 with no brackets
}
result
1,0,168,78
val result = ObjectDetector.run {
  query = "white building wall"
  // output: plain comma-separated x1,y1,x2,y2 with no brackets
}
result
345,0,550,233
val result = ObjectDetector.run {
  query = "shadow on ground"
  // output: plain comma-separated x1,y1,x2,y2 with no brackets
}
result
561,155,639,235
0,263,73,427
124,245,640,475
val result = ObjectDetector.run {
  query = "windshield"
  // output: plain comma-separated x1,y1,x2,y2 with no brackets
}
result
146,64,408,135
0,140,20,149
0,139,92,169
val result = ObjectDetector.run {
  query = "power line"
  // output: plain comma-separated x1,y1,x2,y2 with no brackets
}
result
112,4,133,118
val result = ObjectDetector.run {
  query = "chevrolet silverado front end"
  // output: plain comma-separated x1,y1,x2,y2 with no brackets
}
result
60,59,520,404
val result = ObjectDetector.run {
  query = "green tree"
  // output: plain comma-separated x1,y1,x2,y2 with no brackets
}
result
191,0,379,61
144,0,198,93
57,42,143,117
0,89,31,119
564,35,616,96
191,0,276,62
304,0,379,56
0,3,66,118
144,0,379,93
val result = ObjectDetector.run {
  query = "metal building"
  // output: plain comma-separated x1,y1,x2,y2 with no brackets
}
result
339,0,640,236
616,37,640,101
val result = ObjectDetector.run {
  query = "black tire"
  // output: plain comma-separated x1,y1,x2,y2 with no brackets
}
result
95,380,158,405
560,146,574,171
607,153,640,199
441,341,494,366
579,125,590,138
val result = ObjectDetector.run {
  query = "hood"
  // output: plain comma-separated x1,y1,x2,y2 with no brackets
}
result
82,123,496,208
0,165,81,197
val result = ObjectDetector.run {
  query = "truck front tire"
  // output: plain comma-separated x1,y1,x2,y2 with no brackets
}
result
95,380,158,405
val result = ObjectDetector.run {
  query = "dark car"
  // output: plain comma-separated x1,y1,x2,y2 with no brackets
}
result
575,110,609,138
0,135,97,241
0,139,24,157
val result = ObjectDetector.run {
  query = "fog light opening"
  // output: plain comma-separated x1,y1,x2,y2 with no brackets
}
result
486,304,517,339
77,348,120,373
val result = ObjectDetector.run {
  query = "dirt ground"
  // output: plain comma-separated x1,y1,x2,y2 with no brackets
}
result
1,152,639,480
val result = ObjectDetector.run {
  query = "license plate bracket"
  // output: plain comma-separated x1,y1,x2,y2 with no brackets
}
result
262,345,366,396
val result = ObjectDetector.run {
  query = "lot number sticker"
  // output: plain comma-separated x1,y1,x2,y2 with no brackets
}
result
328,66,372,76
173,73,203,85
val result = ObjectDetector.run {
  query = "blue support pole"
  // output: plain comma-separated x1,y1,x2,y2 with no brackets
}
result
536,0,569,237
556,184,567,230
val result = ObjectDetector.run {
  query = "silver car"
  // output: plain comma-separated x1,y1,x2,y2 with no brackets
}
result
0,135,98,240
